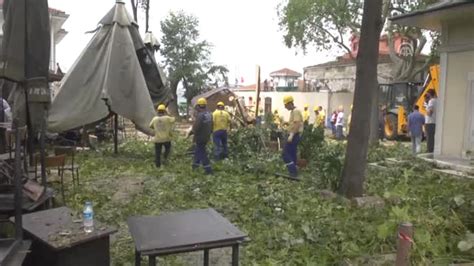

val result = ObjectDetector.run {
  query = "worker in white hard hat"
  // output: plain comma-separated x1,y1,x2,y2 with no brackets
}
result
149,104,175,167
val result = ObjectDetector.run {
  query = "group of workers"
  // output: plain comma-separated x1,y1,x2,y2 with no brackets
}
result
149,96,317,178
149,99,232,175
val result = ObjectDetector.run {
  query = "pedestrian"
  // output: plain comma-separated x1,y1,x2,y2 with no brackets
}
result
407,105,425,155
336,105,345,140
330,110,337,136
282,95,303,179
212,101,231,160
189,98,213,174
303,104,310,127
425,89,437,153
149,104,175,168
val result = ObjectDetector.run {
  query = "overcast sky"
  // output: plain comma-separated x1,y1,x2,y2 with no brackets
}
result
48,0,338,85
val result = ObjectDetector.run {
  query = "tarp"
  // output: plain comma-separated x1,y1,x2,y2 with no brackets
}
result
48,1,156,135
0,0,51,131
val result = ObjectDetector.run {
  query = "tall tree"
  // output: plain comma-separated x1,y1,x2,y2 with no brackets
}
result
339,0,383,198
160,11,212,115
129,0,151,32
278,0,438,144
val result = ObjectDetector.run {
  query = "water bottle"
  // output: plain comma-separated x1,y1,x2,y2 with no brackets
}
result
83,201,94,233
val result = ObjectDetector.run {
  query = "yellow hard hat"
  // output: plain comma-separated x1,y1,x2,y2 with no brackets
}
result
304,104,309,108
197,98,207,106
283,95,294,105
314,106,319,111
157,104,166,111
217,101,225,107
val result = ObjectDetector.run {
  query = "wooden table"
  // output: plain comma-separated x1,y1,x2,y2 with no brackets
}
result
128,208,247,266
12,207,117,266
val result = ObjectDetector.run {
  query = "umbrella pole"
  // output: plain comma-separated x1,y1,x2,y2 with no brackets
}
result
13,120,23,239
114,113,118,154
39,110,47,187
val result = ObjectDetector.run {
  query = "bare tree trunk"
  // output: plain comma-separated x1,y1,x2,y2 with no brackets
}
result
145,0,150,32
339,0,383,198
130,0,138,22
167,80,180,117
369,81,380,145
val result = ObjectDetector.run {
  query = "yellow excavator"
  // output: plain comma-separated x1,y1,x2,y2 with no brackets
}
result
380,64,440,140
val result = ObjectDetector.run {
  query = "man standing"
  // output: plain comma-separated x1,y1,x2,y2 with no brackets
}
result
149,104,175,168
190,98,213,174
212,102,231,160
302,104,310,126
313,107,320,127
407,105,425,155
317,106,326,127
282,95,303,179
425,89,437,153
335,105,345,140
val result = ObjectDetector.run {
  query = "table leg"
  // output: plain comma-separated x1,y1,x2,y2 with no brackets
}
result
135,250,141,266
203,249,209,266
149,255,156,266
232,244,239,266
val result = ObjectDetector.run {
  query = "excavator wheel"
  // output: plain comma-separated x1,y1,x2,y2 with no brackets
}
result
384,113,398,140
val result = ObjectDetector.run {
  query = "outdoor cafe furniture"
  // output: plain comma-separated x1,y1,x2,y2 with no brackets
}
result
128,208,247,266
11,207,117,266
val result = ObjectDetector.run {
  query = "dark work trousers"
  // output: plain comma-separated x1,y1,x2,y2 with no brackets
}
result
282,133,301,177
336,125,344,140
213,130,228,160
154,142,171,167
193,142,212,174
425,123,436,153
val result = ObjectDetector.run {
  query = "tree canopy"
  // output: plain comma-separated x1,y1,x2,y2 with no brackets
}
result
278,0,439,81
160,11,229,113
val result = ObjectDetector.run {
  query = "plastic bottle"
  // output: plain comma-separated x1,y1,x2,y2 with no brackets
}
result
83,201,94,233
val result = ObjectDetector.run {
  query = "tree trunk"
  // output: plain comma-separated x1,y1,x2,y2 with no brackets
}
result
339,0,383,198
369,81,380,146
145,0,150,32
130,0,138,22
167,80,180,117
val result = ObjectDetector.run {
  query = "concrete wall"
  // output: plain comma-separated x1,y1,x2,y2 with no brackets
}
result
436,20,474,158
233,90,353,124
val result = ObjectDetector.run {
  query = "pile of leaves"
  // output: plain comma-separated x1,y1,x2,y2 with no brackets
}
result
60,129,474,265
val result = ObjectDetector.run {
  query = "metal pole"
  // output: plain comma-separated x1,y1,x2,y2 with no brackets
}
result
13,120,23,240
114,114,118,154
395,222,413,266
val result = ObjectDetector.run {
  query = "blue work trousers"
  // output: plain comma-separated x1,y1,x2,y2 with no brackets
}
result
193,143,212,174
213,130,228,160
282,133,301,177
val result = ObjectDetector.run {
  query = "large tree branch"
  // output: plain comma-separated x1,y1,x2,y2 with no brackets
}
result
387,26,402,64
312,22,354,59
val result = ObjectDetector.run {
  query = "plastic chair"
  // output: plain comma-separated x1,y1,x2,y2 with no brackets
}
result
44,154,66,204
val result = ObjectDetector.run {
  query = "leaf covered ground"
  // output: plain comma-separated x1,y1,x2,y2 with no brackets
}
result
61,129,474,265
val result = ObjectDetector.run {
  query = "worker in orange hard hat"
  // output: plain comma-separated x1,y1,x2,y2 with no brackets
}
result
149,104,175,167
212,102,231,160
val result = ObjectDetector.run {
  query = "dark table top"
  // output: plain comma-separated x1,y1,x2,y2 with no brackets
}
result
13,207,117,251
127,208,247,255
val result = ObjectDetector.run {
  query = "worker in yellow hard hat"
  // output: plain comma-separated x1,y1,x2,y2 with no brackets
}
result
303,104,310,126
313,106,321,128
212,102,231,160
189,97,213,174
149,104,175,167
316,106,326,128
282,95,303,179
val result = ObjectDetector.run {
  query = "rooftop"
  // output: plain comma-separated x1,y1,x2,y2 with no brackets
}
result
390,0,474,31
269,68,302,78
